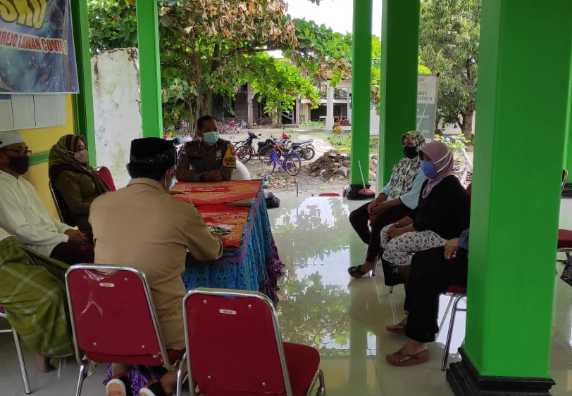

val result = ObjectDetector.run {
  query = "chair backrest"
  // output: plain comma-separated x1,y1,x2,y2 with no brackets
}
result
562,169,568,193
97,166,117,192
48,180,71,224
65,265,173,369
183,288,292,396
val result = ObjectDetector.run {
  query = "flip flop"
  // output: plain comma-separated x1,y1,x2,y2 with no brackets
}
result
106,379,127,396
348,265,370,279
386,348,429,367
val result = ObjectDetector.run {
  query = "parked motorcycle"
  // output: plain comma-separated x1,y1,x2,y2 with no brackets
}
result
290,140,316,161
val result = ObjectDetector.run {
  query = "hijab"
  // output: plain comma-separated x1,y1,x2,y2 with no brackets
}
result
383,131,426,199
49,135,109,194
420,141,454,199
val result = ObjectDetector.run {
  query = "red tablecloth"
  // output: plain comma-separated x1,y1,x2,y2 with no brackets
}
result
172,180,262,248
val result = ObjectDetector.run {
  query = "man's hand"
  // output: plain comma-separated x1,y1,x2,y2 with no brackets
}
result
444,238,460,260
65,229,88,244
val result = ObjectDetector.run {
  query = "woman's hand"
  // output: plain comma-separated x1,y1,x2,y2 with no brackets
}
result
444,238,460,260
388,225,405,239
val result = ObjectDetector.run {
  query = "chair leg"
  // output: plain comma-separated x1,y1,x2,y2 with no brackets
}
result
12,329,31,394
438,295,455,332
75,362,89,396
318,370,325,396
175,355,187,396
441,295,463,371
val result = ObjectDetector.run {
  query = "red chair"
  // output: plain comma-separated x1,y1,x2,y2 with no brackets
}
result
65,265,185,396
183,288,325,396
97,166,117,192
0,305,31,394
439,285,467,371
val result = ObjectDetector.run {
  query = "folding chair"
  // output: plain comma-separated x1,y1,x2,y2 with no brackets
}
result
439,285,467,371
183,288,325,396
48,180,68,223
0,305,31,394
65,265,185,396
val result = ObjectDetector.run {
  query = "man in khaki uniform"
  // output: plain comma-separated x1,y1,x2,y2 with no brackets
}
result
176,115,236,182
90,137,223,396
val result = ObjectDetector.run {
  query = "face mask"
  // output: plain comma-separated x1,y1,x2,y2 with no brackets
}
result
202,131,220,146
74,150,89,165
403,146,418,159
421,160,438,179
9,156,30,175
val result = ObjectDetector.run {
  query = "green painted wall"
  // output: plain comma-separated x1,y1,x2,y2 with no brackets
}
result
465,0,572,378
350,0,372,186
136,0,163,138
378,0,420,189
71,0,97,166
564,45,572,176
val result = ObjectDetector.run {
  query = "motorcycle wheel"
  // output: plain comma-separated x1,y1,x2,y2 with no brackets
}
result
301,147,316,161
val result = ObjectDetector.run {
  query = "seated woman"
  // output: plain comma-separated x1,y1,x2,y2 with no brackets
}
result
0,227,73,372
49,135,109,236
379,141,470,275
348,131,427,278
385,231,469,366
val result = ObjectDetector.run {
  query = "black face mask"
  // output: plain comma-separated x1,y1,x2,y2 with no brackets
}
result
403,146,419,159
9,156,30,175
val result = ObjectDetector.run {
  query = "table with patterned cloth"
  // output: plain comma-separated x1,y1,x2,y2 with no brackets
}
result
172,180,284,301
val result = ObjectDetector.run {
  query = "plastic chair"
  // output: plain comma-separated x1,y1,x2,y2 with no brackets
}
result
96,166,117,192
0,305,31,394
183,288,325,396
439,285,467,371
65,265,185,396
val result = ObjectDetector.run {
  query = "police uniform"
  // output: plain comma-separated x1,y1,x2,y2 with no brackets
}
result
176,139,236,182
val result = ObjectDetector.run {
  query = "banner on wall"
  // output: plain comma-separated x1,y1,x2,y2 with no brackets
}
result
0,0,78,94
416,75,439,140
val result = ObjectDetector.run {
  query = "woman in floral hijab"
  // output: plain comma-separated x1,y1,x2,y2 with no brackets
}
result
349,131,426,278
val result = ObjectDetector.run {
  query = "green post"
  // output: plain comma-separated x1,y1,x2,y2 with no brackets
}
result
136,0,163,138
378,0,420,189
448,1,572,394
564,46,572,177
349,0,372,188
71,0,97,166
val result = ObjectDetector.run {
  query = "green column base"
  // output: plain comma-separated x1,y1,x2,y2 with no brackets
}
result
447,349,555,396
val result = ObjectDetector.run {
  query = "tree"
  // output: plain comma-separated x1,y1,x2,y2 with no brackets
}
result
286,19,352,87
419,0,480,139
89,0,314,131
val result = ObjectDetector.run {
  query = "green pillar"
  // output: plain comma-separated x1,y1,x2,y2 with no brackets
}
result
136,0,163,138
350,0,372,188
564,47,572,178
378,0,420,189
448,1,572,394
71,0,97,166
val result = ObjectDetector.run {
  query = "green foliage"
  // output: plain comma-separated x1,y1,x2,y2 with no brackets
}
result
419,0,480,137
286,19,352,86
435,133,468,152
245,55,320,114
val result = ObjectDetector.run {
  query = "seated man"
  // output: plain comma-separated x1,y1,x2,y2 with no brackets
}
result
90,137,223,396
0,226,73,372
0,131,93,265
176,115,236,182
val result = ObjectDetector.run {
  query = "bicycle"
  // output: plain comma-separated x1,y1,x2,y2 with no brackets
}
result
266,143,301,176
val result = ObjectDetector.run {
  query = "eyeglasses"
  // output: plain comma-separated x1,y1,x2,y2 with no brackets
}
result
4,148,32,155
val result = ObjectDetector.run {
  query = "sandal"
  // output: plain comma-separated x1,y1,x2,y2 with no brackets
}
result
386,348,429,367
348,264,371,279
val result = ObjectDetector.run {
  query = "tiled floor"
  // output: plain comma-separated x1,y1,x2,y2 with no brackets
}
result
0,193,570,395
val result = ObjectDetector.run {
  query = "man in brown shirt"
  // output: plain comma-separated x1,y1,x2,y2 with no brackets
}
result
90,137,222,395
176,115,236,182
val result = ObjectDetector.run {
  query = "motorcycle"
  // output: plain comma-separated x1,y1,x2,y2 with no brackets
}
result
233,132,259,163
290,140,316,161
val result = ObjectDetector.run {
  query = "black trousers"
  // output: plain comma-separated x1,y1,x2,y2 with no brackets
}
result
404,247,468,343
51,240,94,265
349,201,411,262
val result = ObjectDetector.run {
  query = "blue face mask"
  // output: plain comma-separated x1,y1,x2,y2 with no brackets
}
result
202,131,220,145
421,160,438,179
